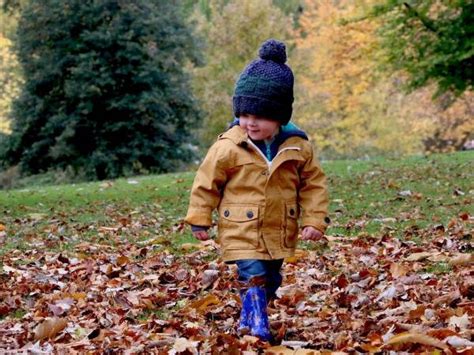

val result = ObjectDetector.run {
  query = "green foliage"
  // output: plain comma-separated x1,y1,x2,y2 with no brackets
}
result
371,0,474,96
190,0,293,148
1,0,202,180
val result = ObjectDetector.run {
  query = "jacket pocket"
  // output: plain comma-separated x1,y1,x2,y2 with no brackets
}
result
218,205,259,250
284,203,299,249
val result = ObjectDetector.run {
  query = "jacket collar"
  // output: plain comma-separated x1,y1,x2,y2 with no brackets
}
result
219,125,306,150
218,125,248,146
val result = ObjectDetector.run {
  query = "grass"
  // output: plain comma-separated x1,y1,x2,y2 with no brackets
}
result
327,151,473,239
0,151,473,257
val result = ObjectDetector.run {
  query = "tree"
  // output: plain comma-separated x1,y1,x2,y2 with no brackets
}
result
292,0,416,157
371,0,473,97
190,0,293,147
2,0,201,180
0,0,24,134
291,0,473,157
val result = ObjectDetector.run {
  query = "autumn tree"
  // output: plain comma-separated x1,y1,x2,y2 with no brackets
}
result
371,0,473,97
368,0,474,151
190,0,293,147
291,0,422,158
291,0,473,157
1,0,202,180
0,1,23,134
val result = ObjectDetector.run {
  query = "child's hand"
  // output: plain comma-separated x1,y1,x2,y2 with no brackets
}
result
193,230,210,241
301,226,324,241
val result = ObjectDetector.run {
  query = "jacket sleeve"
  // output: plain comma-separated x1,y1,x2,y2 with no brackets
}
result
185,142,228,227
298,146,330,233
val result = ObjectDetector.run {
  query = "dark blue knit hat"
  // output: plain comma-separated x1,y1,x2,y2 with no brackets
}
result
233,39,294,125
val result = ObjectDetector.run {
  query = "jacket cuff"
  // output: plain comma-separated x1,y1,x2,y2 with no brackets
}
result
302,216,331,233
184,207,213,226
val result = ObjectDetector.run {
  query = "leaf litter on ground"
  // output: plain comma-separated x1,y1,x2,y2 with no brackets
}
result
0,212,472,353
1,153,473,352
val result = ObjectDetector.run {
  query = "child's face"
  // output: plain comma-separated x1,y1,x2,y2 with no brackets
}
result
239,114,280,141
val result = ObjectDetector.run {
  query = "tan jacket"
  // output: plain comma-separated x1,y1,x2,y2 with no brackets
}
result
185,125,329,262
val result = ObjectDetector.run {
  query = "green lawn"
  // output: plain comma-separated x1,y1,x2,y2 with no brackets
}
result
1,151,473,257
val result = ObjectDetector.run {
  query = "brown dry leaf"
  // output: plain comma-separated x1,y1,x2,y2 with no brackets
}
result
116,255,130,266
384,332,451,353
408,305,426,321
449,253,473,266
201,269,219,289
0,224,5,231
265,346,318,355
433,290,461,306
70,292,87,301
285,249,308,264
405,252,436,261
389,262,409,278
387,180,399,189
265,345,295,354
34,317,68,340
359,343,382,352
172,337,199,353
188,294,220,312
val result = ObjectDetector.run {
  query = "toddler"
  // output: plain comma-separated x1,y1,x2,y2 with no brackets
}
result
185,39,330,341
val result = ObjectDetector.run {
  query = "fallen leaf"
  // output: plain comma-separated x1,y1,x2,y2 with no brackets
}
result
171,337,199,354
265,345,295,354
384,332,450,353
389,262,409,278
28,213,47,220
116,255,130,266
405,252,435,261
285,249,308,264
445,336,474,348
359,343,382,352
34,317,68,340
201,269,219,289
188,294,220,312
376,285,397,301
448,313,470,330
449,253,473,266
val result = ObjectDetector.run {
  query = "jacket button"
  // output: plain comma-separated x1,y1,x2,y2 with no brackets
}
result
224,210,230,217
246,211,254,219
324,216,331,224
289,208,295,216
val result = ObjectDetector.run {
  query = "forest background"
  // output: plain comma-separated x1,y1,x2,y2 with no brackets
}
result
0,0,472,184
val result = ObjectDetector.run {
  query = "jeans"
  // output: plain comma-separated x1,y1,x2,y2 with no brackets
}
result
235,259,284,301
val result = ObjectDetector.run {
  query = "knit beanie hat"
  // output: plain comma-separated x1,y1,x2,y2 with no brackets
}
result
233,39,294,125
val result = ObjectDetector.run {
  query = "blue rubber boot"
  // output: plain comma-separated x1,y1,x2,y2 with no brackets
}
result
237,289,250,334
245,286,272,342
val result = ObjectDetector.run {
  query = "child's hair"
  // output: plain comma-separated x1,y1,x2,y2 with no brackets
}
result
233,39,294,125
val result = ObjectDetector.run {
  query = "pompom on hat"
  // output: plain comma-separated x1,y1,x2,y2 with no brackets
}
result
233,39,294,125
